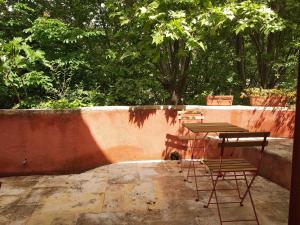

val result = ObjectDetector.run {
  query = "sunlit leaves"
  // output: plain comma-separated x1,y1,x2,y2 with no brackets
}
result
169,10,186,19
135,0,206,51
204,1,285,35
152,32,164,44
140,7,147,14
23,71,53,91
0,37,51,96
0,37,46,70
120,16,130,26
0,0,298,108
26,17,105,45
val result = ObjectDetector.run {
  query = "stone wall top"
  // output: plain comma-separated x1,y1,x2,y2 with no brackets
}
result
0,105,294,115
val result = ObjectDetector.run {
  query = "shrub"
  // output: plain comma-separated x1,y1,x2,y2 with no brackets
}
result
241,88,296,105
38,98,87,109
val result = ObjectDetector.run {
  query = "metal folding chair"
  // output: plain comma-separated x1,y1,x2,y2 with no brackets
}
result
176,110,205,173
202,132,270,225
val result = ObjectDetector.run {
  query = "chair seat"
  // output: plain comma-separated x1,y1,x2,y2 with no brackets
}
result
203,159,257,172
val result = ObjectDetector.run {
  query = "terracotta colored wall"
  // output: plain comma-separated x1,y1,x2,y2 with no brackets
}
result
0,106,295,176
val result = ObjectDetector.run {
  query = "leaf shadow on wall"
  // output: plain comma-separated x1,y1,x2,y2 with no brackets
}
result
251,107,295,137
128,106,186,128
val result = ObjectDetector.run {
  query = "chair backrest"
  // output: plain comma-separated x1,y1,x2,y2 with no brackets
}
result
218,132,270,169
219,132,270,149
178,110,204,123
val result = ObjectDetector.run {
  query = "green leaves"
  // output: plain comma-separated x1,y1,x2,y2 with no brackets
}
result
23,71,53,91
0,0,298,108
135,0,206,52
120,16,130,26
214,1,285,35
169,10,186,19
140,7,147,14
26,17,105,45
0,37,50,105
152,32,164,44
0,37,46,73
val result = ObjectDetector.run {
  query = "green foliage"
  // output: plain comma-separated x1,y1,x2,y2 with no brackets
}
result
0,0,298,108
38,98,87,109
0,37,51,106
22,71,52,91
13,96,45,109
241,88,297,105
26,17,105,45
66,87,106,106
134,0,206,50
0,79,14,108
108,77,168,105
241,87,296,97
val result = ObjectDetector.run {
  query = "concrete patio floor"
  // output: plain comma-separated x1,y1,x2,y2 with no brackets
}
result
0,161,289,225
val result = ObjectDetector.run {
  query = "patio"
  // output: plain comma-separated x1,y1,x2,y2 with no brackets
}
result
1,0,300,223
0,161,289,225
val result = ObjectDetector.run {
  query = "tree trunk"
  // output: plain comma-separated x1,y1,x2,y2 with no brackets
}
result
266,33,277,88
176,52,191,103
235,34,246,87
257,51,268,88
157,40,192,105
250,26,279,88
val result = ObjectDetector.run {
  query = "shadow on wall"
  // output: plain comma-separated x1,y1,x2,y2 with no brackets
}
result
0,110,110,176
272,109,295,136
251,107,295,137
162,133,220,160
128,105,184,127
128,105,193,160
129,107,157,128
162,134,188,160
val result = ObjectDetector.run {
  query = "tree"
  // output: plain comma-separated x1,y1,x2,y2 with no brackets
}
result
108,0,210,104
0,0,298,108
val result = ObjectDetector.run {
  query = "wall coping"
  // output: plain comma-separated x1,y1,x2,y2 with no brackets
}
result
0,105,294,115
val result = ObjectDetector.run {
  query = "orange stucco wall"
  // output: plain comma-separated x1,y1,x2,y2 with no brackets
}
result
0,106,295,176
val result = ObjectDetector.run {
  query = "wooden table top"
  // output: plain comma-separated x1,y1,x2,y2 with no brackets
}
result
183,122,248,133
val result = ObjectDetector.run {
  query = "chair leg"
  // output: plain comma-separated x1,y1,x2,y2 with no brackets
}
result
213,181,223,225
192,159,200,201
241,172,260,225
234,172,242,199
185,141,195,182
203,171,260,225
179,149,184,173
204,172,220,208
179,139,192,174
240,172,258,205
222,172,226,180
185,159,192,182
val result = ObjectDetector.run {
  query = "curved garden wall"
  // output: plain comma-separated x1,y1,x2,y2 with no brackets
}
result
0,105,295,176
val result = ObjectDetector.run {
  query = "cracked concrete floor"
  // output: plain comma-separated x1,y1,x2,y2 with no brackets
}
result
0,161,289,225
